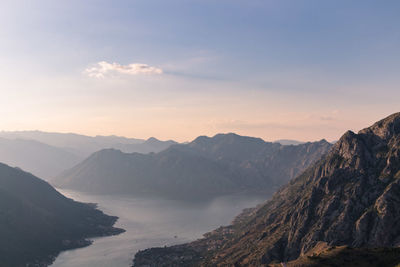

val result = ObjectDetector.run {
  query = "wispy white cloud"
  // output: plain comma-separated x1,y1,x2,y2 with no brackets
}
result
85,61,163,78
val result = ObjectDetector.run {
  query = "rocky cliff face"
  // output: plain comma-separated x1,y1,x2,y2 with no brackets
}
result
185,134,332,189
133,112,400,266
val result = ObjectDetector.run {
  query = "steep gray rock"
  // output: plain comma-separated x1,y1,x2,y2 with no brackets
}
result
133,112,400,266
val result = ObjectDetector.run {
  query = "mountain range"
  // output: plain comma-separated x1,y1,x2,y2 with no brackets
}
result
0,131,143,157
53,133,331,199
133,112,400,266
0,162,124,267
0,137,81,179
0,131,176,180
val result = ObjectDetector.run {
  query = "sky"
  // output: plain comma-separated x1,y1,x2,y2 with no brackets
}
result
0,0,399,142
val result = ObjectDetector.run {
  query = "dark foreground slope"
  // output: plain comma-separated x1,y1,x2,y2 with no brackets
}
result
53,134,331,199
133,112,400,266
268,246,400,267
0,163,124,267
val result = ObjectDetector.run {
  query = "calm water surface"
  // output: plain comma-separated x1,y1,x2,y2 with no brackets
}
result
51,189,268,267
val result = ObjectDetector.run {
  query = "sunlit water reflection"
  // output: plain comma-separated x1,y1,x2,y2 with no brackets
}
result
51,189,268,267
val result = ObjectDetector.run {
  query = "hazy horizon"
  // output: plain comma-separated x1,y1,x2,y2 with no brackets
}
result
0,128,346,144
2,1,400,267
2,1,400,142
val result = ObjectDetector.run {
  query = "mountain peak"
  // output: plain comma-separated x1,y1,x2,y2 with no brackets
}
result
331,112,400,169
146,137,160,142
214,132,240,138
359,112,400,140
132,113,400,266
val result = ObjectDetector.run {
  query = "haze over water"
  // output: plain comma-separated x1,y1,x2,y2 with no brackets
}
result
51,189,268,267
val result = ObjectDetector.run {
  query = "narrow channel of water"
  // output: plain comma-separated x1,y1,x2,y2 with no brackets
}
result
51,189,268,267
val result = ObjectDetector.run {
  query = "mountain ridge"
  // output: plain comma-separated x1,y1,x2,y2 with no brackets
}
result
53,133,332,199
133,112,400,266
0,137,81,179
0,131,177,180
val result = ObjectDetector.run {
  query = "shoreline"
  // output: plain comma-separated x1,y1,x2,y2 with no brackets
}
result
33,204,125,267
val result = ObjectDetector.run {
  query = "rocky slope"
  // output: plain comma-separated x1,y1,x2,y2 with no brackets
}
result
53,133,331,199
268,246,400,267
133,112,400,266
0,162,124,267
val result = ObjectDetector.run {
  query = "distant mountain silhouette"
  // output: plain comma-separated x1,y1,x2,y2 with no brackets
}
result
0,131,142,156
53,133,331,199
133,112,400,266
0,131,177,180
0,137,81,179
274,139,305,145
113,137,177,154
0,162,123,267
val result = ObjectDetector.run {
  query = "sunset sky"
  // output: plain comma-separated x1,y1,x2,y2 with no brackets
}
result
1,0,399,142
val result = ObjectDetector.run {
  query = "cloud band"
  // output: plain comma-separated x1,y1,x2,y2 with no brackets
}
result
85,61,163,78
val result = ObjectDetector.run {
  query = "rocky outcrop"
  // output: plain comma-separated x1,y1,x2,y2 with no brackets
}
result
133,112,400,266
